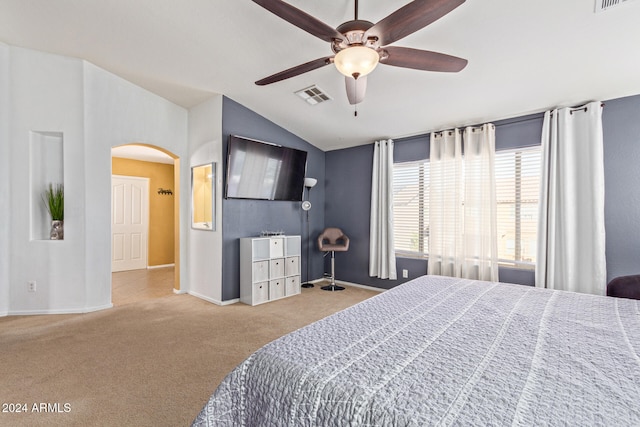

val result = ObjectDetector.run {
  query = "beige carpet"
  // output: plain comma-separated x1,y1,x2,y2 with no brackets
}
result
0,277,378,427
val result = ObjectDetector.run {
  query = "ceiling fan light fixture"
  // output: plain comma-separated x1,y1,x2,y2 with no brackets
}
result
334,46,379,79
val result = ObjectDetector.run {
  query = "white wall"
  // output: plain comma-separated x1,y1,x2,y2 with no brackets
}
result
0,43,9,315
83,62,189,309
8,47,87,314
187,96,225,304
2,46,191,315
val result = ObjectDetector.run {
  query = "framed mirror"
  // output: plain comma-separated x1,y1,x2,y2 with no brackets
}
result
191,163,215,231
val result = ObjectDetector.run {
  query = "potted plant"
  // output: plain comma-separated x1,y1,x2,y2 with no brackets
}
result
43,183,64,240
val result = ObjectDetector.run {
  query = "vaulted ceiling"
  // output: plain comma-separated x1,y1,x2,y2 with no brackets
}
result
1,0,639,151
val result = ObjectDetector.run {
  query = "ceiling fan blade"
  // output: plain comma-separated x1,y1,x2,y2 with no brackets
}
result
255,56,334,86
252,0,344,43
366,0,465,46
345,76,367,105
380,46,467,72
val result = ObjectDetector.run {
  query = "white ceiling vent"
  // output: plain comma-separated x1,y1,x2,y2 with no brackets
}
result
295,85,332,105
595,0,637,12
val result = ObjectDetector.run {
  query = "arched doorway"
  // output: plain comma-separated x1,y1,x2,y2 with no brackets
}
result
110,143,181,305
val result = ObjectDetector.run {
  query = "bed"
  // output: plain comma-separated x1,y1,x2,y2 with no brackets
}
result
192,275,640,426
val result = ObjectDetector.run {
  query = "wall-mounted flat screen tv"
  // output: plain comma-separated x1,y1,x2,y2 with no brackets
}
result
225,135,308,201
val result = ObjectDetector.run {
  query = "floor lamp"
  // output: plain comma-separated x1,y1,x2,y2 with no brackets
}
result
301,177,317,288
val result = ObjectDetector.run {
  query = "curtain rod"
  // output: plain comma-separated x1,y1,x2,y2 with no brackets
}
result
494,115,543,127
569,102,605,115
495,102,605,124
432,123,498,137
405,119,535,140
395,102,606,142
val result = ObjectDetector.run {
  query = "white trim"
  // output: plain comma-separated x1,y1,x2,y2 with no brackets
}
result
173,288,187,295
7,303,113,316
336,280,386,293
189,290,240,306
148,263,175,269
84,303,114,313
310,278,386,293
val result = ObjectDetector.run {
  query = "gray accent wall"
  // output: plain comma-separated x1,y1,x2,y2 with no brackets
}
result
221,97,325,301
326,96,640,290
603,94,640,282
325,115,544,289
325,143,427,290
220,93,640,298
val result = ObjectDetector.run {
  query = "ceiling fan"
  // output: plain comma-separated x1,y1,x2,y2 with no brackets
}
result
252,0,468,105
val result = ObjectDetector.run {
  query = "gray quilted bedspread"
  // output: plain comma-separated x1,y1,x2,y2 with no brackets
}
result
192,275,640,426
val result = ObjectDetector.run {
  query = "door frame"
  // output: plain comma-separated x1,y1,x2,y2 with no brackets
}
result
111,143,182,292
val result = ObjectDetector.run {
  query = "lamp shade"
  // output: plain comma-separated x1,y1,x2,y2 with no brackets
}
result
334,46,379,79
304,177,317,188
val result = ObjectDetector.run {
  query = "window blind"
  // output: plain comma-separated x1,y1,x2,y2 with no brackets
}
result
494,146,541,267
393,160,429,257
392,145,541,267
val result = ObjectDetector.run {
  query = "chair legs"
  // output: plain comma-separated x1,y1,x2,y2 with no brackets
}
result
321,250,345,291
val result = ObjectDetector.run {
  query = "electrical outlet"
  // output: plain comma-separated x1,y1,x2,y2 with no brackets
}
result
28,281,36,292
402,269,408,279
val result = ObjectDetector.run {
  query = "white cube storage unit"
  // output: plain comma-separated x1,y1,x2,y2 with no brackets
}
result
240,235,301,305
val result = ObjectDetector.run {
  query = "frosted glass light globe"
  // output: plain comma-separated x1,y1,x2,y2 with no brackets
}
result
334,46,379,79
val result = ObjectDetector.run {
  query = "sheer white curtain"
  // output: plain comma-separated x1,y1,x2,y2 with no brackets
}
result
369,139,397,280
427,125,499,281
536,101,606,295
463,125,498,281
427,129,463,277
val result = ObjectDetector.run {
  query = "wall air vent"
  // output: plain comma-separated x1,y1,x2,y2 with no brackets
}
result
595,0,637,12
294,85,332,105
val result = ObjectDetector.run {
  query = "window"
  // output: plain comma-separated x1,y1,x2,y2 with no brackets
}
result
393,160,429,257
495,147,541,268
392,146,541,268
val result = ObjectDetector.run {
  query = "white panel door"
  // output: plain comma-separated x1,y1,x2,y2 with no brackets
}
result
112,175,149,272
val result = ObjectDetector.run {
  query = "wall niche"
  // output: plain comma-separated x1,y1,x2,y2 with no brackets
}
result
30,131,64,240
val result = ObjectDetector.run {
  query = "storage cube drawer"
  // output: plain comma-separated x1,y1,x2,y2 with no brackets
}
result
269,238,284,258
285,236,301,256
285,276,300,296
270,279,285,299
253,282,269,305
252,261,269,283
285,256,299,276
251,238,270,260
240,235,301,306
270,258,285,278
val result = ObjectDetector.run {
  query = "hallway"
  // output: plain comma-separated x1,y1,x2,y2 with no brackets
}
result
112,267,174,306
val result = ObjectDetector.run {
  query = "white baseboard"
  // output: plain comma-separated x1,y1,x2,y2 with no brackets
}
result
336,280,386,293
84,303,114,313
147,264,175,269
309,278,386,293
173,288,187,295
188,290,239,306
7,303,113,316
